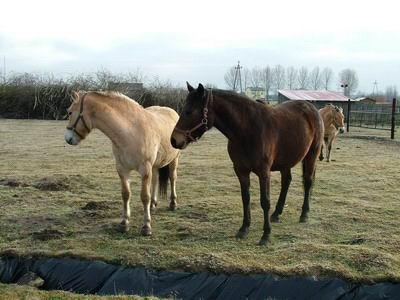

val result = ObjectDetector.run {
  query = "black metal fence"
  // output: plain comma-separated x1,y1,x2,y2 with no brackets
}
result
349,102,399,130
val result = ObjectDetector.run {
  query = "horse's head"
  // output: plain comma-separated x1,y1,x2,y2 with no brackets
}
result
170,82,213,149
64,91,92,145
332,106,345,133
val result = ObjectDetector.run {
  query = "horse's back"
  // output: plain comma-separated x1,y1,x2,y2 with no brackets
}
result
269,101,323,168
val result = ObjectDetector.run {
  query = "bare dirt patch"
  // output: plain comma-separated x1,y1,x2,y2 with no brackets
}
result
32,229,68,241
33,177,70,191
0,178,29,187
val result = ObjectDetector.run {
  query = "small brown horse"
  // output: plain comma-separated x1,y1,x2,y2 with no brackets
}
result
171,83,324,245
319,104,345,162
65,91,180,235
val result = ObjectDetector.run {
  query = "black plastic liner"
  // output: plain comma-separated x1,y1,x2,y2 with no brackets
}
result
1,256,399,299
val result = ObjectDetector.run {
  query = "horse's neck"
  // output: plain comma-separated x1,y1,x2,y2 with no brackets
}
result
90,98,142,146
213,94,261,141
323,109,335,127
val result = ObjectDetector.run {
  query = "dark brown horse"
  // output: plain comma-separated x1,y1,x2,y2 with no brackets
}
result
171,83,324,245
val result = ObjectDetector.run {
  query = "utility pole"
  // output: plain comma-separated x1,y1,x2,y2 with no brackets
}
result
233,61,243,93
372,80,378,99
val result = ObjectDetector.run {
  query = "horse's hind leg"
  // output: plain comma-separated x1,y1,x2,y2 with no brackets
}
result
319,137,327,161
271,168,292,222
150,168,159,211
117,168,131,232
300,150,318,223
168,156,179,211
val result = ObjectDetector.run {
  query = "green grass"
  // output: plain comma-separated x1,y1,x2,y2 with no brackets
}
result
1,119,400,288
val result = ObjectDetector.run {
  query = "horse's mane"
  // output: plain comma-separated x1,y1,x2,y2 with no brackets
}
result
84,90,142,108
212,89,260,108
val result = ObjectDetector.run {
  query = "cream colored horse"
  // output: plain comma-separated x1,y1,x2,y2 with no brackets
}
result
319,104,345,162
65,91,180,235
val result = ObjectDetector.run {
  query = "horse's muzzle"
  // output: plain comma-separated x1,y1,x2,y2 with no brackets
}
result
64,129,79,145
170,132,187,149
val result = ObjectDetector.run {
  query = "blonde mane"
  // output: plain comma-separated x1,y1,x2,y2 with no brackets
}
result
72,90,142,109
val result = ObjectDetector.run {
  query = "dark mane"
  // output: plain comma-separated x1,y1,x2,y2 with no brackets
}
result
212,89,262,108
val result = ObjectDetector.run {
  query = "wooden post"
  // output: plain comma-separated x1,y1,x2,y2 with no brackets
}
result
346,98,351,132
391,98,397,139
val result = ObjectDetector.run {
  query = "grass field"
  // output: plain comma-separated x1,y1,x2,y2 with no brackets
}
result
1,119,400,288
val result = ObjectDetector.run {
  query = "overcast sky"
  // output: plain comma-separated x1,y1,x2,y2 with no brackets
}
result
1,0,399,93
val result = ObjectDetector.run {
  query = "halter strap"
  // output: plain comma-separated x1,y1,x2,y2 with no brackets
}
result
175,89,212,142
66,93,90,139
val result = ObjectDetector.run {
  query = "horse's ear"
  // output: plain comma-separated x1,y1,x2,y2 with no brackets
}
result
187,82,194,92
197,83,205,96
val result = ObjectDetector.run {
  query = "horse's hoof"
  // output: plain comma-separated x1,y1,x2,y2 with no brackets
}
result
140,225,152,236
258,235,270,246
319,156,324,161
235,228,249,239
169,203,177,211
118,222,130,233
270,214,280,223
150,203,157,212
299,215,308,223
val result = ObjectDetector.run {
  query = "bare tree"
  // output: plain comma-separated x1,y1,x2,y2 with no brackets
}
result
309,67,322,90
262,66,273,101
273,65,286,94
286,66,298,90
297,66,309,89
242,67,251,90
385,85,398,102
338,69,359,96
250,67,263,88
224,66,237,90
321,67,334,90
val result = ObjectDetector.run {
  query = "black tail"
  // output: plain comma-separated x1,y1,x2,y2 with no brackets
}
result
159,165,169,200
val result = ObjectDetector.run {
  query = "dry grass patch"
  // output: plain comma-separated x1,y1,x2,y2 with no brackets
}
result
0,120,400,283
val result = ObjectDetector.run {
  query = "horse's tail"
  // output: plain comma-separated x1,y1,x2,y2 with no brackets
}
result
159,165,169,200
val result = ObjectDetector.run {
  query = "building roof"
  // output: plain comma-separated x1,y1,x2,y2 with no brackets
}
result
278,90,351,102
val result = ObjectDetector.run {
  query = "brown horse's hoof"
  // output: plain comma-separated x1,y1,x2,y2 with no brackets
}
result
258,234,270,246
319,156,324,161
270,214,281,223
169,202,177,211
235,228,249,239
299,215,308,223
140,225,152,236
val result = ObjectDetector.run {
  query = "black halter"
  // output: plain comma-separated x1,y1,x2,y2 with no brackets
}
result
66,93,90,139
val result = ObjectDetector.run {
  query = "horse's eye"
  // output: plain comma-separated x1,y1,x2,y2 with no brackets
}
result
68,111,72,116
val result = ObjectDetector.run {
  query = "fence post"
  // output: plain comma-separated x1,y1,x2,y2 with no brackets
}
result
391,98,397,139
346,98,351,132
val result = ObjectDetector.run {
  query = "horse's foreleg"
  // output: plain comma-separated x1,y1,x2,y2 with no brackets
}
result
234,166,251,239
150,168,159,211
140,166,152,236
117,169,131,232
259,171,271,245
326,137,334,162
271,169,292,222
168,156,179,211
